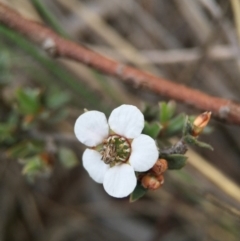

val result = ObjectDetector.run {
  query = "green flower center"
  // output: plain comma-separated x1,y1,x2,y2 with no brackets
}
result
100,135,131,167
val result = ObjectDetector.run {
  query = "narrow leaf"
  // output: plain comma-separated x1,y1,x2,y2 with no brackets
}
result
130,183,147,202
159,101,176,124
7,141,43,158
159,102,168,123
184,135,214,151
164,113,185,137
163,154,188,170
182,116,193,136
166,101,176,119
16,88,41,114
142,121,162,139
45,88,70,109
193,140,214,150
22,156,43,174
59,147,79,169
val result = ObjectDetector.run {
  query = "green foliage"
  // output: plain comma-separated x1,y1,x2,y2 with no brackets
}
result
22,155,46,174
142,121,162,139
142,103,159,121
164,113,185,137
30,0,69,38
0,49,11,84
13,86,70,127
182,116,193,136
130,182,148,202
0,24,107,184
0,25,107,111
7,141,43,159
143,101,184,138
159,101,176,123
184,135,214,151
16,88,41,115
163,154,188,170
0,111,18,144
59,147,79,169
0,83,73,180
142,101,213,174
20,154,52,181
45,87,70,110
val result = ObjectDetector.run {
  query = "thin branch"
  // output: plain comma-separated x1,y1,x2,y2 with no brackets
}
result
1,3,240,125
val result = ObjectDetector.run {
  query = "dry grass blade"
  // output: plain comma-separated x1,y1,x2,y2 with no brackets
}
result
231,0,240,45
57,0,158,73
187,148,240,204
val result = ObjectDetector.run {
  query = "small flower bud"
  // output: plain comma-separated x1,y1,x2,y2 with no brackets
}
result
192,111,211,136
141,174,162,190
40,152,55,166
156,174,164,185
23,114,35,124
152,159,168,175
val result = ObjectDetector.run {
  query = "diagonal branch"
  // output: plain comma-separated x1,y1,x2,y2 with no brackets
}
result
1,3,240,125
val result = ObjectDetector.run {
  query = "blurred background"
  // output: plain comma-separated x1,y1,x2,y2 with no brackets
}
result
0,0,240,240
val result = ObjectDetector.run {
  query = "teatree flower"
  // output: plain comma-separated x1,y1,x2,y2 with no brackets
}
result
74,105,159,198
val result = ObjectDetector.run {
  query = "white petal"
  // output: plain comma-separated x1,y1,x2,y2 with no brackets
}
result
74,110,109,147
108,105,144,138
103,164,137,198
82,149,109,183
129,134,159,172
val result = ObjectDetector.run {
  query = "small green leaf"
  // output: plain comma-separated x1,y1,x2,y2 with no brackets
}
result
0,122,15,134
7,141,43,158
187,115,195,122
164,113,185,137
0,127,15,143
163,154,188,170
183,134,195,145
0,113,19,143
22,155,43,174
142,121,162,139
182,116,193,136
159,102,168,123
184,135,214,150
59,147,79,169
0,51,11,84
16,88,41,114
130,183,148,202
21,155,52,181
142,104,159,121
159,101,176,124
47,110,68,123
45,88,70,109
184,135,213,150
195,140,214,150
166,101,176,119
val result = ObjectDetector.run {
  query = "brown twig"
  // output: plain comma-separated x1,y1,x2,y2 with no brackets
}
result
1,3,240,125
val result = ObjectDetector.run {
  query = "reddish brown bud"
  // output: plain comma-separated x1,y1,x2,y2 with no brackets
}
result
23,114,35,124
156,174,164,185
141,174,162,190
152,159,168,175
192,111,211,136
40,152,55,166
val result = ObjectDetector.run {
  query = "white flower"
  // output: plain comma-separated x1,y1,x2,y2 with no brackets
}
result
74,105,159,198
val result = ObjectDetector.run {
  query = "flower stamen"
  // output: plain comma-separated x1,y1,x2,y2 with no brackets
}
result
100,135,131,166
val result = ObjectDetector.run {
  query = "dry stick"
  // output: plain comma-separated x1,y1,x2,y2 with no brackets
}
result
1,3,240,125
88,45,235,64
57,0,158,73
